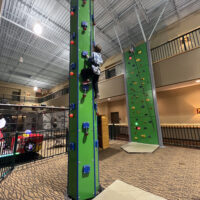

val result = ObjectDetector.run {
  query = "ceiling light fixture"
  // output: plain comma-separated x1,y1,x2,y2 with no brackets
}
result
195,80,200,83
33,23,43,35
34,87,38,92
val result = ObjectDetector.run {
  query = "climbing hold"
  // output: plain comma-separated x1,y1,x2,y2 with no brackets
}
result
131,106,135,110
95,140,99,148
141,105,145,108
70,6,76,16
131,72,134,74
133,82,137,85
69,143,75,151
138,50,142,54
134,137,138,140
141,134,146,138
83,165,90,174
70,72,74,76
146,99,150,102
69,113,74,118
136,58,141,62
82,0,87,5
136,127,141,130
135,122,139,126
72,32,76,40
70,63,76,70
81,21,88,31
70,40,75,45
129,56,132,60
141,78,145,80
82,122,89,136
70,103,76,110
82,51,88,57
144,127,147,129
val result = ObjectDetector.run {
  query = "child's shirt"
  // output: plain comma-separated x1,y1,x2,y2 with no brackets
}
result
91,52,103,75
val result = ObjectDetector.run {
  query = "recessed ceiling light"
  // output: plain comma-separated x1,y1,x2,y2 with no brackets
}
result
33,23,43,35
196,80,200,83
34,87,38,92
108,98,111,101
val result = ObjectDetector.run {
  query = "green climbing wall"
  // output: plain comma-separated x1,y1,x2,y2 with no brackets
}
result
68,0,99,199
124,43,159,145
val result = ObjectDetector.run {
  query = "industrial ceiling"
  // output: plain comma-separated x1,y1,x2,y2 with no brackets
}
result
0,0,199,89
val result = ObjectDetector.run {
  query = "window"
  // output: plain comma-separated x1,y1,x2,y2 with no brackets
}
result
105,68,116,79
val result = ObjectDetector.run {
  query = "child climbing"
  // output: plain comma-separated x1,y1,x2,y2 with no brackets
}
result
85,44,103,99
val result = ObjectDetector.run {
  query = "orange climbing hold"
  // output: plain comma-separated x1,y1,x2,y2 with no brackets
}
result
70,11,75,16
133,82,137,85
131,106,135,110
136,58,141,62
70,40,75,45
146,99,150,102
141,134,146,138
70,72,74,76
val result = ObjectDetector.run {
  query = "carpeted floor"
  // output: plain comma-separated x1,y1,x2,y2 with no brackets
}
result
0,140,200,200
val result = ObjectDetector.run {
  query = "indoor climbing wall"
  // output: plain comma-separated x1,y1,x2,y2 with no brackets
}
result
68,0,99,200
124,43,159,145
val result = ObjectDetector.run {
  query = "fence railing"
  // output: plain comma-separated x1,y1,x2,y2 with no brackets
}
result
161,124,200,148
0,87,69,104
151,28,200,63
0,104,69,181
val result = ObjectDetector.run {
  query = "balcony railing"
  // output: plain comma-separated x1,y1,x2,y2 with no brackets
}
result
151,28,200,63
0,87,69,104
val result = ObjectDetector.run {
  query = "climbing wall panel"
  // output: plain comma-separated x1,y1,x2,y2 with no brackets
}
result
68,0,99,199
124,43,159,145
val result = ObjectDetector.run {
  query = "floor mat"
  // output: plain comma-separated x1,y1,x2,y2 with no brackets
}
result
94,180,166,200
121,142,159,153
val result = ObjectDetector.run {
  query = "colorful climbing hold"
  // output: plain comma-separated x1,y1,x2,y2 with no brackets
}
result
70,40,75,45
138,50,142,54
70,72,74,76
134,137,138,140
70,11,75,16
141,134,146,138
129,56,132,60
136,58,141,62
131,106,135,110
69,113,74,118
146,99,150,102
136,127,141,130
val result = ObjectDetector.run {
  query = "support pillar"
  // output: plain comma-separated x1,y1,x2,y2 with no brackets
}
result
68,0,99,199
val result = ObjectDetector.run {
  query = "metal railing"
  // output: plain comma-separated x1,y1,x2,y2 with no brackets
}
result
109,124,129,141
0,87,69,104
151,28,200,63
0,104,69,181
161,124,200,148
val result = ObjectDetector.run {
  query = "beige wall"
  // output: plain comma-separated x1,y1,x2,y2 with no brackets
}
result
154,48,200,87
0,81,37,105
99,74,125,99
98,97,127,125
157,84,200,124
150,10,200,48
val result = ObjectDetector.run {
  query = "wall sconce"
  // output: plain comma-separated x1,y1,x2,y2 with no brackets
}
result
197,108,200,114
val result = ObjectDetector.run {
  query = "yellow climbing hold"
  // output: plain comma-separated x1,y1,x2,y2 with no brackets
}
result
141,134,146,138
141,78,145,80
133,82,137,85
132,106,135,110
146,99,150,102
136,58,141,62
134,137,138,140
138,50,142,54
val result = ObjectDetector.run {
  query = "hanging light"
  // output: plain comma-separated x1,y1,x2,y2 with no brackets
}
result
33,23,43,35
34,87,38,92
